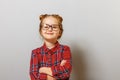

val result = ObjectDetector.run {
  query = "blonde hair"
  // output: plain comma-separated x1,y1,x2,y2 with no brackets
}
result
39,14,63,39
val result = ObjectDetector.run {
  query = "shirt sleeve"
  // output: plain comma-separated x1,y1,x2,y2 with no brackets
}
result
51,46,72,79
29,50,47,80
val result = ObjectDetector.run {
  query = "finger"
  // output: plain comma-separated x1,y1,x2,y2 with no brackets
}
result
60,60,67,66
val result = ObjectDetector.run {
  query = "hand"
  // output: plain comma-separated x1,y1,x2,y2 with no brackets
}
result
39,67,47,73
39,67,52,76
60,60,67,66
47,75,56,80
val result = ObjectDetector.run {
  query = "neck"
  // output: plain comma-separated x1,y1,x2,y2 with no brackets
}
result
44,39,58,49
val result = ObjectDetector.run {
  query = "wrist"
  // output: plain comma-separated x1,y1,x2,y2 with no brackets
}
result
48,67,52,76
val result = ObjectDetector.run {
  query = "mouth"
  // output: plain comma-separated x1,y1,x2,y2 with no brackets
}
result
46,33,53,35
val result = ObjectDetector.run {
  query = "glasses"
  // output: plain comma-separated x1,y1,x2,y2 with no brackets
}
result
42,23,59,31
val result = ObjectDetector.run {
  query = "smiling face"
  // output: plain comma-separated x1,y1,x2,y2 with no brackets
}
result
40,16,61,42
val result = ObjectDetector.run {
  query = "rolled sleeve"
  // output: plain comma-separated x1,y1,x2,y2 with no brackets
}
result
51,46,72,79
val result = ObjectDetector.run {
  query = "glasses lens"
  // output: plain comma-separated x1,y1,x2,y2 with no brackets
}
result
42,24,49,29
42,23,59,31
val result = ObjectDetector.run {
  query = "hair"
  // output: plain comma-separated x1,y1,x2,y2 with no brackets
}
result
39,14,63,39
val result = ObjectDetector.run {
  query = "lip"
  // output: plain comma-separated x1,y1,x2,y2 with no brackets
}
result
46,33,53,34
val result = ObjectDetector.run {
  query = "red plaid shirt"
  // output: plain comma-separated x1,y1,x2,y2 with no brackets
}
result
29,42,72,80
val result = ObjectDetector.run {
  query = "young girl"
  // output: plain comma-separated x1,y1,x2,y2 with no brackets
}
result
29,14,72,80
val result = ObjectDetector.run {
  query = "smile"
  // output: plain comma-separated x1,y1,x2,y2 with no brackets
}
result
46,33,53,35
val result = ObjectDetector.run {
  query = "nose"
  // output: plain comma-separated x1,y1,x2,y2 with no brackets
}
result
48,26,53,31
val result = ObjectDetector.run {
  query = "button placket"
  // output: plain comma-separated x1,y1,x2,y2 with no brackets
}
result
47,51,52,67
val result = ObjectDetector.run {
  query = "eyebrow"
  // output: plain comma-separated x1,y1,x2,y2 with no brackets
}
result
42,23,59,26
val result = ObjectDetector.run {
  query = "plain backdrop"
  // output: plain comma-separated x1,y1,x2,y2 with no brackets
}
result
0,0,120,80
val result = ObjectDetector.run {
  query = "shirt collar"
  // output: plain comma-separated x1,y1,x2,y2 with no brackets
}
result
42,41,60,54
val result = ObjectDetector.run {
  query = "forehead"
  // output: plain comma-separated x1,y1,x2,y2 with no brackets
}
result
42,16,58,24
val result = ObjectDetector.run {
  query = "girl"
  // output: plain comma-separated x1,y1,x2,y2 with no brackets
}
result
29,14,72,80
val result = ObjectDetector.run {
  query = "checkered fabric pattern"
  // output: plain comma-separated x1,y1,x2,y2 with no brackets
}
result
29,42,72,80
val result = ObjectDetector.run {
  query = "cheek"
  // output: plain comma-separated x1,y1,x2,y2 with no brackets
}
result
40,30,46,36
41,30,46,34
55,31,61,35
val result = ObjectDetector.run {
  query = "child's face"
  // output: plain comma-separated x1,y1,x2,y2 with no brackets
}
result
41,16,61,41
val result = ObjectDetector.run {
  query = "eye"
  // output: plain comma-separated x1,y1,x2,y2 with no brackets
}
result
43,24,49,28
44,26,49,28
52,26,57,29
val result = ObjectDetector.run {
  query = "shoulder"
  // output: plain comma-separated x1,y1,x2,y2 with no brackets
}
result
31,46,43,54
59,44,72,57
59,44,71,50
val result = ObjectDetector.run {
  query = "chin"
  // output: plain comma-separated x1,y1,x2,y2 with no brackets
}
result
45,37,57,41
46,38,55,40
45,36,56,39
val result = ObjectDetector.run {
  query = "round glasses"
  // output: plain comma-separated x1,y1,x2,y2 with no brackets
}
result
42,23,59,31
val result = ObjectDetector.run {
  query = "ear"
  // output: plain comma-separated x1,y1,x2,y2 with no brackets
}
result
59,30,61,35
57,31,61,38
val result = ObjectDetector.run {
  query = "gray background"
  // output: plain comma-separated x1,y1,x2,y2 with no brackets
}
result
0,0,120,80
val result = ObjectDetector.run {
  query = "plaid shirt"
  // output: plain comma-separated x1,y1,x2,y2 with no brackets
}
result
29,42,72,80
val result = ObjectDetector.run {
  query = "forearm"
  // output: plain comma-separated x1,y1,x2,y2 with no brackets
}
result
39,67,52,76
39,60,72,79
47,75,56,80
39,67,56,80
51,61,72,79
39,60,67,76
30,70,47,80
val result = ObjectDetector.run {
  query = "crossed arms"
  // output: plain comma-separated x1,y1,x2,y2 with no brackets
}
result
30,46,72,80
